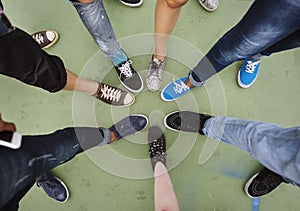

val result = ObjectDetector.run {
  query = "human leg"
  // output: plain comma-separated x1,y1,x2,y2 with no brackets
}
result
191,0,300,84
146,0,188,91
202,116,300,186
154,162,180,211
70,0,143,92
0,114,148,209
148,126,180,211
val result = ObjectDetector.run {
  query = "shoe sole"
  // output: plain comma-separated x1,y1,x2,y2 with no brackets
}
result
53,176,70,203
43,31,59,49
237,69,258,89
199,0,218,12
163,110,182,132
118,0,143,7
244,172,259,198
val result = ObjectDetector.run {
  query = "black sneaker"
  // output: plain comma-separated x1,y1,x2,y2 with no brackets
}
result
36,172,69,203
118,0,143,7
109,114,148,141
32,30,59,49
148,126,167,171
244,167,288,198
94,83,135,106
114,59,143,93
164,111,212,135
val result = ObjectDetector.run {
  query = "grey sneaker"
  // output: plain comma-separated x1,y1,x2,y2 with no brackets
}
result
199,0,218,11
146,56,164,91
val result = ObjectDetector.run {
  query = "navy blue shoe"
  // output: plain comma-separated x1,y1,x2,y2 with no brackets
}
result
36,172,69,203
109,114,148,140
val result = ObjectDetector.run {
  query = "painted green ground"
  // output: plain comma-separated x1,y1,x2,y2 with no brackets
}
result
1,0,300,210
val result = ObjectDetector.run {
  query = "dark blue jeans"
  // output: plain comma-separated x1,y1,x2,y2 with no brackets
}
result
0,127,109,210
189,0,300,85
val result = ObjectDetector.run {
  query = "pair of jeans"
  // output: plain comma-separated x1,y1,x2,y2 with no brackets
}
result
203,116,300,186
0,127,110,210
189,0,300,86
70,0,120,57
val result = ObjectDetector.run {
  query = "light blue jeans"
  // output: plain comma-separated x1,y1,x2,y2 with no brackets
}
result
70,0,120,57
203,116,300,186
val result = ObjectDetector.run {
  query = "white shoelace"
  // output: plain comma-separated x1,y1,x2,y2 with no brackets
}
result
32,34,44,44
245,60,260,74
173,80,190,94
100,84,121,102
118,60,133,78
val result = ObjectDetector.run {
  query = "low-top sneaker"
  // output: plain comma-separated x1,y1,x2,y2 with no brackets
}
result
114,59,143,93
161,76,191,101
238,57,260,88
94,83,135,106
32,30,59,49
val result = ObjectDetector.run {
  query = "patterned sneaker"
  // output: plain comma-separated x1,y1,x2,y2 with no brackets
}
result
199,0,218,12
164,111,212,135
118,0,143,7
109,114,148,141
94,83,135,106
244,167,288,198
161,76,191,101
114,59,143,93
238,57,261,88
36,172,69,203
148,126,167,171
32,30,59,49
146,56,165,91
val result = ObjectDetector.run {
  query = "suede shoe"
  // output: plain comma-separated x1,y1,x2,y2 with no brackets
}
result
164,111,212,135
244,167,287,198
148,126,167,171
36,172,69,203
109,114,148,141
114,59,143,93
32,30,59,49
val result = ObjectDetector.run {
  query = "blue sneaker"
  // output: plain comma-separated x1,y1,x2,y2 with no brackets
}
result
36,172,69,203
109,114,148,140
161,76,191,101
238,58,261,88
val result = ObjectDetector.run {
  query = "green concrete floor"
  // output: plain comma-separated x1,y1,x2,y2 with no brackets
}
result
1,0,300,210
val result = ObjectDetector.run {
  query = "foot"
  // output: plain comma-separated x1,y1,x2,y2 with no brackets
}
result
94,83,135,106
114,59,143,93
32,30,59,49
146,56,164,91
199,0,218,11
36,172,69,203
161,76,191,101
109,114,148,141
118,0,143,7
164,111,212,135
238,57,260,88
148,126,166,171
244,167,288,198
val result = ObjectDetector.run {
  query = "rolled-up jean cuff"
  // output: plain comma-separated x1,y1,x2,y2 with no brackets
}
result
99,127,111,146
189,70,205,87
